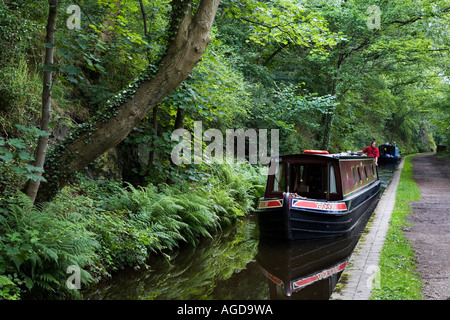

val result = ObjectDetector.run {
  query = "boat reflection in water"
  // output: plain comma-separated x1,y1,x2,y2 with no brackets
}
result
256,212,369,300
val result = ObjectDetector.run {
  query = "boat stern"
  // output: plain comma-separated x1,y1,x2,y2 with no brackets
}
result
257,194,292,241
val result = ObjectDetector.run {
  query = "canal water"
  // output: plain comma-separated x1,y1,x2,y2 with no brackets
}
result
83,164,398,300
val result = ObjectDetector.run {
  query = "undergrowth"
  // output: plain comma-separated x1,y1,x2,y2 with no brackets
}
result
0,193,98,300
0,162,265,299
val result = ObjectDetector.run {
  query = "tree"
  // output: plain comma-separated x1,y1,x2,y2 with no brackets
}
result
307,0,449,151
36,0,221,202
26,0,58,203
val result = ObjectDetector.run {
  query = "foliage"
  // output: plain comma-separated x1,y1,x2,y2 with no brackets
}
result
0,274,21,300
107,162,265,248
87,209,161,276
0,192,98,299
0,162,264,298
0,125,51,196
0,0,448,300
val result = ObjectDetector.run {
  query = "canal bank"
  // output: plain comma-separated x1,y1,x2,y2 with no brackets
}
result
331,157,405,300
84,164,397,300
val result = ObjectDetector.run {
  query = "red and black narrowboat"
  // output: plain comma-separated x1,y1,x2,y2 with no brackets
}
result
256,150,381,241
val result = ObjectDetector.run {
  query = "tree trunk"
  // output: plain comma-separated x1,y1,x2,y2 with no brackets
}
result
174,106,186,130
318,52,344,150
36,0,221,203
147,106,158,168
26,0,57,203
138,0,148,36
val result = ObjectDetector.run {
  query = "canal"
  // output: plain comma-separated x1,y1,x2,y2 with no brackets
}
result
83,164,398,300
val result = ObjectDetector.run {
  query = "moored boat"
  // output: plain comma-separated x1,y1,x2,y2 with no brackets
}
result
378,143,401,164
257,150,381,241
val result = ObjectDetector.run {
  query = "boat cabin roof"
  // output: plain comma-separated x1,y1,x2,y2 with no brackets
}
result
265,151,378,200
276,151,373,163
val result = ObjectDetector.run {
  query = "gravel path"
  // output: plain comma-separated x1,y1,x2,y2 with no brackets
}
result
405,153,450,300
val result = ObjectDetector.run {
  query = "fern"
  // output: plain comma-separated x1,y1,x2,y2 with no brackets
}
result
0,161,265,299
0,192,99,299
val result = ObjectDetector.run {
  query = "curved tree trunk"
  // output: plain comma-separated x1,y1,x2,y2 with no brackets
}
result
36,0,221,203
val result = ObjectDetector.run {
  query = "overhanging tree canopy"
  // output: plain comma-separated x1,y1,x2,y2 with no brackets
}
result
36,0,221,202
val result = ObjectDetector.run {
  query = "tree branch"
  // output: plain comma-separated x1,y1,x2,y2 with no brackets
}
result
389,7,450,26
263,41,291,66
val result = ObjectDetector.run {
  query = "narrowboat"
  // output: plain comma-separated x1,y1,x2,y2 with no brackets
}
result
256,150,381,241
378,143,401,164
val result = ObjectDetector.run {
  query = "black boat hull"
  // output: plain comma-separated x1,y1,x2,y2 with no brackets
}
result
379,156,400,164
257,181,381,241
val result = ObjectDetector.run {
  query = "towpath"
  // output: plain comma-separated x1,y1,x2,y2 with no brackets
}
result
330,157,404,300
332,153,450,300
405,153,450,300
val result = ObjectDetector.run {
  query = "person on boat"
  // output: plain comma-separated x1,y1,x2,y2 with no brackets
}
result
357,140,379,165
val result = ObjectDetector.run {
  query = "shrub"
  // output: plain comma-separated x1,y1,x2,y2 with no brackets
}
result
0,162,265,299
106,163,265,248
86,210,161,277
0,275,21,300
0,193,98,299
107,184,217,249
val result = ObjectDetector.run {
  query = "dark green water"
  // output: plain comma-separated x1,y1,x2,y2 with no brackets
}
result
83,164,397,300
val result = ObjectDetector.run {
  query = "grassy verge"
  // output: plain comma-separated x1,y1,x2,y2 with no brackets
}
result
371,154,422,300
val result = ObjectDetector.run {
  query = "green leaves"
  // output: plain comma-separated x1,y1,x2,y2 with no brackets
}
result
6,138,27,150
229,0,338,57
0,124,50,183
0,275,21,300
0,192,99,299
57,34,106,84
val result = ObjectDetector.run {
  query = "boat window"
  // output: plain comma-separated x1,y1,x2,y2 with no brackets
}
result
291,163,329,200
329,164,337,193
364,166,368,181
352,167,357,186
273,163,286,192
357,167,362,184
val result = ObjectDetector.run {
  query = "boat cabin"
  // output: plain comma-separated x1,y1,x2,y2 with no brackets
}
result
265,151,378,201
379,143,401,163
258,150,380,241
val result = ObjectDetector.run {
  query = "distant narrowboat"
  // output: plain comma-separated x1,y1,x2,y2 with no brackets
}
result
378,143,401,164
257,150,381,241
